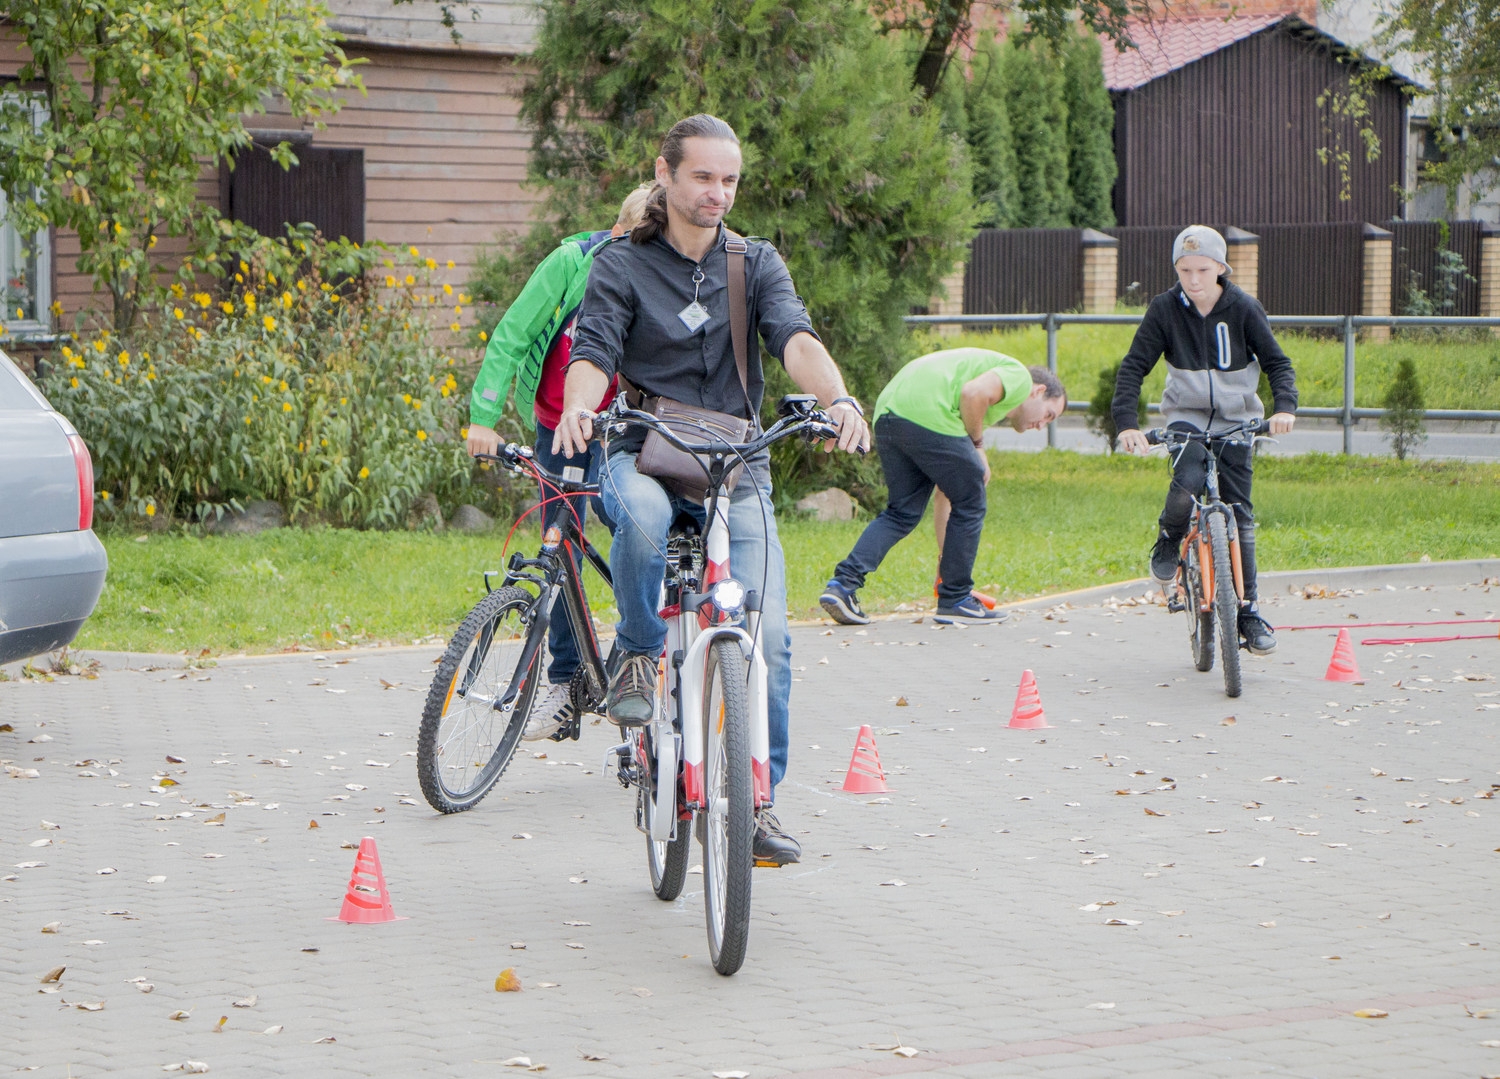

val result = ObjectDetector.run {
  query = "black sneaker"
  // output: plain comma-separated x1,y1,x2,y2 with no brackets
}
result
1150,530,1179,585
752,807,801,865
604,650,657,726
934,595,1008,624
1239,611,1277,656
819,580,870,626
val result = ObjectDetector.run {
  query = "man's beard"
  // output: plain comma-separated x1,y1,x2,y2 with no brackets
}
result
670,191,729,229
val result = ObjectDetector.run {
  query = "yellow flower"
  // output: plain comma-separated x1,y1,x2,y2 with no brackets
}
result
261,375,273,384
320,438,327,447
459,293,471,305
94,340,107,353
297,279,307,292
146,371,155,381
148,235,157,249
117,351,130,367
402,393,412,404
235,272,244,283
69,376,79,388
281,292,293,309
267,272,277,285
450,322,461,332
62,345,74,359
173,307,184,319
424,257,437,271
169,283,184,298
15,307,23,318
412,400,422,410
330,295,340,303
244,417,252,425
319,282,331,292
460,426,469,439
113,221,124,235
263,315,277,332
385,275,396,288
440,385,450,397
454,306,463,316
282,402,293,412
145,503,156,517
50,300,64,316
442,283,453,296
416,429,427,442
194,292,211,308
243,292,257,312
479,331,488,342
221,301,234,315
446,260,455,269
358,466,369,479
239,260,249,273
408,246,420,258
100,490,110,501
404,275,415,286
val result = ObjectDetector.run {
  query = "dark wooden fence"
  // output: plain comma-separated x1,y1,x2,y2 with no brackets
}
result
1246,222,1366,317
1389,221,1484,316
1106,224,1236,303
964,229,1082,314
221,145,366,245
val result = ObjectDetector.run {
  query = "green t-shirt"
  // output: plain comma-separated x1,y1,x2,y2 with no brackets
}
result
873,348,1032,437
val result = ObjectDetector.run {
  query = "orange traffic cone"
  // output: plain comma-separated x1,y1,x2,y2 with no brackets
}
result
329,837,406,923
1324,628,1363,683
842,725,888,793
1008,669,1051,729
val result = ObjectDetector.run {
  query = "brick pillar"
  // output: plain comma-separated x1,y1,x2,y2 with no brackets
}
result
1361,223,1393,343
1481,225,1500,338
1080,228,1118,313
1225,227,1258,299
928,264,968,337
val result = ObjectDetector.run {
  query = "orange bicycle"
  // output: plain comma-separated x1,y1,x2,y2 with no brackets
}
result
1146,419,1268,698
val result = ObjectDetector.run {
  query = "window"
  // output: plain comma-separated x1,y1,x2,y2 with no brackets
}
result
0,93,52,336
221,142,366,246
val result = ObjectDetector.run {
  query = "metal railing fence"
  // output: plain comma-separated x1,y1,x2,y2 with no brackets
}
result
902,312,1500,452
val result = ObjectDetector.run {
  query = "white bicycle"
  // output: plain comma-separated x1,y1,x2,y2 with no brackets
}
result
599,394,839,975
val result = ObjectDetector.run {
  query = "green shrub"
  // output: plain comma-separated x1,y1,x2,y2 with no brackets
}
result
1380,356,1426,460
1084,362,1144,452
42,228,498,528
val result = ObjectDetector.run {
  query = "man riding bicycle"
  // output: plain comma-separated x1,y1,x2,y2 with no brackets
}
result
553,113,870,865
1112,225,1298,655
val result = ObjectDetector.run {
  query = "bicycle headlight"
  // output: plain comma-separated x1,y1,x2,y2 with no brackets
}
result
707,578,746,618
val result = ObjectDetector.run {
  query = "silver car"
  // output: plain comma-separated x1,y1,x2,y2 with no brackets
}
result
0,348,108,665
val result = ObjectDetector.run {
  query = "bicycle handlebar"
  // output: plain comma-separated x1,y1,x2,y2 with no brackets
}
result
1144,418,1269,447
474,444,600,494
599,395,845,458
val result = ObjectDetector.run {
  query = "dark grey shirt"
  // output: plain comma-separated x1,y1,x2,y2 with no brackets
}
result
570,227,817,441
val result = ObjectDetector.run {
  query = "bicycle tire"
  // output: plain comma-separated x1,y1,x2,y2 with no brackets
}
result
1183,533,1215,672
700,638,753,976
1207,513,1242,698
417,586,541,812
642,728,691,900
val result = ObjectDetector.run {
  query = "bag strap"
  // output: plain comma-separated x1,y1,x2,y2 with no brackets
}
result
725,232,751,414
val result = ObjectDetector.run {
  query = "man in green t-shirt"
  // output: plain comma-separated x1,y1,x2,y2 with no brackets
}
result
820,348,1066,624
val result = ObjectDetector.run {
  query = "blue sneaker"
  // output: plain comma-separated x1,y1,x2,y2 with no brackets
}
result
935,595,1008,624
819,580,869,625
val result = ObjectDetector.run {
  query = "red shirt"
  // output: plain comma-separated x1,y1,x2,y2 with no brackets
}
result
533,314,617,430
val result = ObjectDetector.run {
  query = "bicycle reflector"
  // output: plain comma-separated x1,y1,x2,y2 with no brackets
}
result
706,578,746,619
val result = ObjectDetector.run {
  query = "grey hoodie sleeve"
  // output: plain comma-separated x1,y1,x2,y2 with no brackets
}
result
1243,299,1298,415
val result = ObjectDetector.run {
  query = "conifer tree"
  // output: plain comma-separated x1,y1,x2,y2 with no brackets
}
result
963,32,1021,229
1380,357,1426,460
1002,36,1071,227
1062,30,1117,229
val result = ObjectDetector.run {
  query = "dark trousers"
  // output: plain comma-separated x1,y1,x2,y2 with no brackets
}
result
833,412,987,606
532,421,612,684
1160,421,1260,603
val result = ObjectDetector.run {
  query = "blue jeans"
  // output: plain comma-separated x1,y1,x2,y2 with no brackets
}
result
600,451,793,797
833,412,987,605
533,422,612,685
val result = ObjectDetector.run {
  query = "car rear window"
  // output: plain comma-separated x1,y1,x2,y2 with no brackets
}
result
0,358,49,410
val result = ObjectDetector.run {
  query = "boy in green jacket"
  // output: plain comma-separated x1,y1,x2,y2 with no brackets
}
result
466,184,650,740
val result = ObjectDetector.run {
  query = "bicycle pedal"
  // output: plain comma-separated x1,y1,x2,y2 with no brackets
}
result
1166,597,1186,613
753,859,784,869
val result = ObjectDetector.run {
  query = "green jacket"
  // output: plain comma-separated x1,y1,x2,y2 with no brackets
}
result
469,230,612,431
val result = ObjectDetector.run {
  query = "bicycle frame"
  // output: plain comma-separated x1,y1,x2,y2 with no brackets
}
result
1167,434,1250,611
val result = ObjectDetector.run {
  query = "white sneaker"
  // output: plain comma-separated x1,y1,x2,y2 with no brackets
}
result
523,683,574,741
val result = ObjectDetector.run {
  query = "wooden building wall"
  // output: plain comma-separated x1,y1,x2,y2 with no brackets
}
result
1111,23,1406,227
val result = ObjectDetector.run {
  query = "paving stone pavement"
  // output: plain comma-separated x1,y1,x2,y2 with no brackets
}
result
3,571,1499,1079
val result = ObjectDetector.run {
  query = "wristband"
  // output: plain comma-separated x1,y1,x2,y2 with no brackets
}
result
829,395,864,418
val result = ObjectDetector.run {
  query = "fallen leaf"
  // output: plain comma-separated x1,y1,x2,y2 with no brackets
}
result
1370,767,1386,777
1259,921,1277,928
1353,1008,1388,1018
147,875,167,884
495,968,522,992
1157,910,1185,917
498,1058,534,1068
307,821,319,829
233,995,256,1008
312,1035,336,1043
97,867,117,875
895,696,909,706
565,942,585,950
168,1010,192,1021
40,966,65,983
1103,918,1142,926
1144,807,1168,817
893,1046,920,1058
562,920,590,927
578,1051,607,1061
1247,857,1266,868
70,1000,105,1011
630,987,652,997
712,1072,750,1079
41,921,60,933
30,838,52,848
879,879,907,887
261,1025,282,1035
215,1016,228,1031
1087,1002,1116,1009
1220,716,1236,726
1465,1006,1495,1018
204,813,225,825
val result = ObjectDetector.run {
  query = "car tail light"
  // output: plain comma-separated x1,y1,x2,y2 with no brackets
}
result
67,433,95,531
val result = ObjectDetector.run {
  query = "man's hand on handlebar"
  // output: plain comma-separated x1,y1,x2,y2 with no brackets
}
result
552,405,596,459
1268,411,1295,436
825,400,870,455
1118,428,1151,456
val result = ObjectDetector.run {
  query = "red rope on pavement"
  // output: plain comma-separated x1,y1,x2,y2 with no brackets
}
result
1361,632,1500,646
1282,619,1500,631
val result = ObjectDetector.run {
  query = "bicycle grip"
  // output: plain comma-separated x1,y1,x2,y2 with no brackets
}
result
1144,428,1167,446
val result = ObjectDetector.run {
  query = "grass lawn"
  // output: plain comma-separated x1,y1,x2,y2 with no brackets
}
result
75,451,1500,657
908,325,1500,412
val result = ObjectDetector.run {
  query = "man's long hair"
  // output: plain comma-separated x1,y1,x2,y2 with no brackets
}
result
631,114,739,245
